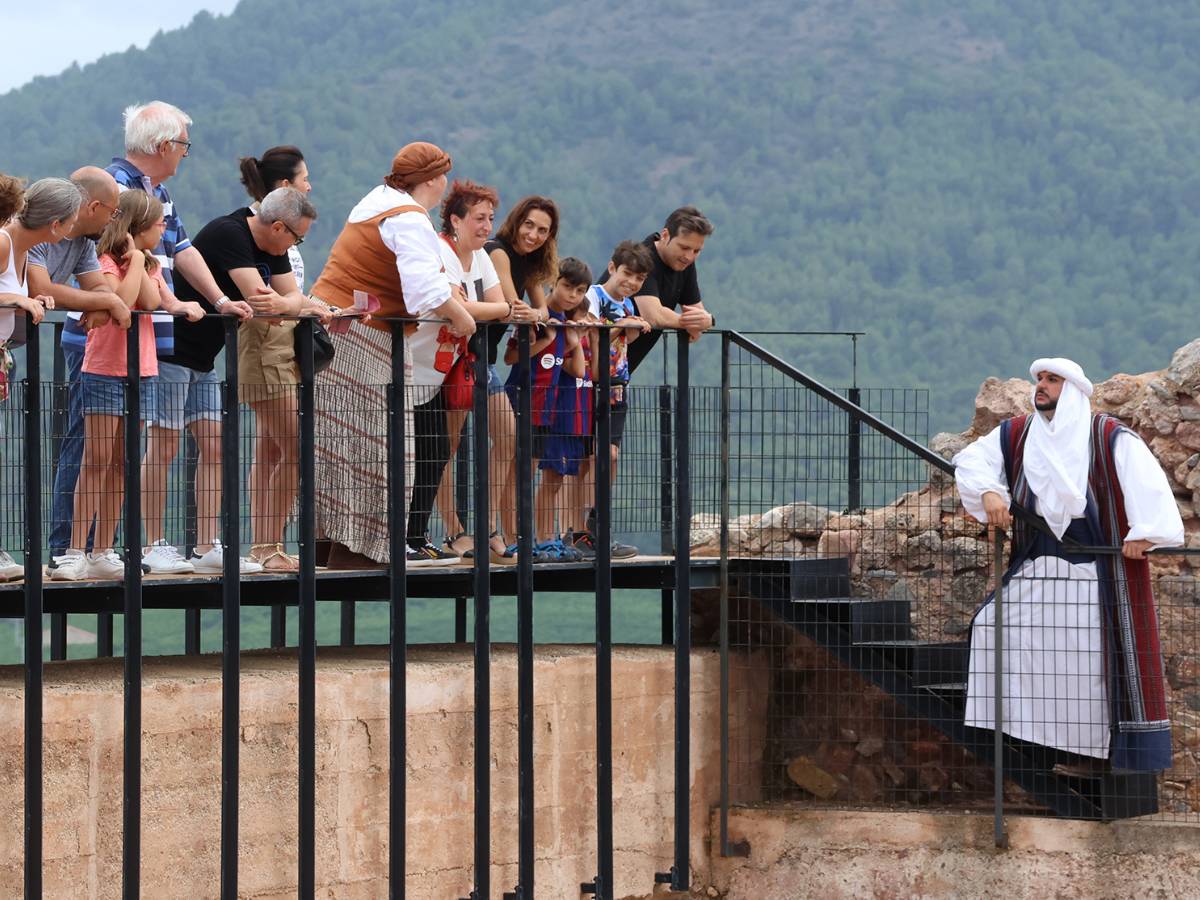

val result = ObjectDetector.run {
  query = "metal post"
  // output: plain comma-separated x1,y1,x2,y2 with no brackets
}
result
185,424,201,653
270,606,286,648
512,325,535,899
468,327,492,900
584,327,614,899
48,325,67,657
296,318,317,896
388,322,409,896
340,600,356,647
23,315,44,899
123,315,144,898
718,332,731,856
220,317,241,899
658,385,674,645
185,608,202,655
98,615,114,657
455,598,468,643
49,615,66,661
847,387,862,512
48,324,66,660
657,332,691,892
993,528,1008,849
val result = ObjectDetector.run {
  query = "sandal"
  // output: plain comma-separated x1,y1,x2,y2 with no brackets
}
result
445,531,474,559
250,542,300,573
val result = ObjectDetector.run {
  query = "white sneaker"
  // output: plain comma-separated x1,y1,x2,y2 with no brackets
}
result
142,540,195,574
86,550,125,581
190,540,263,575
0,549,22,582
49,549,87,582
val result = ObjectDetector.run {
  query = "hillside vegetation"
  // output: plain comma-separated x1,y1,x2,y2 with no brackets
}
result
2,0,1199,430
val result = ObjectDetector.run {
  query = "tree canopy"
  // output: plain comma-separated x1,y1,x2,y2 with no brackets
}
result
3,0,1198,431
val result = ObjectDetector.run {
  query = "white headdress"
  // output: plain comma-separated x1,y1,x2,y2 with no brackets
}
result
1023,358,1094,538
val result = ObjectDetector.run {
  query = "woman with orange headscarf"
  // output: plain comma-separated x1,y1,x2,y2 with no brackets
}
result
310,141,474,566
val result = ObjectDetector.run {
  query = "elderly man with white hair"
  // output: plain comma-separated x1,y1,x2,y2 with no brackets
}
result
953,358,1184,774
94,101,242,575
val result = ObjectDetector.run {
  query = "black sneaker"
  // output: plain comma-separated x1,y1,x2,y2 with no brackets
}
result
406,542,460,568
579,530,639,560
567,531,597,561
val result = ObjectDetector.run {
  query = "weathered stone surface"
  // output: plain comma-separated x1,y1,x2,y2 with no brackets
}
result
1169,655,1200,690
1177,422,1200,452
710,808,1200,900
1167,338,1200,393
817,529,860,564
785,756,840,800
969,377,1031,436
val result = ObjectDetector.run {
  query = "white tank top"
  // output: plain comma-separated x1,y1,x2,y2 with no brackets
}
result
0,229,28,343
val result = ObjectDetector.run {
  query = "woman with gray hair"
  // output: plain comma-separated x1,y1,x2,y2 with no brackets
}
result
0,175,78,579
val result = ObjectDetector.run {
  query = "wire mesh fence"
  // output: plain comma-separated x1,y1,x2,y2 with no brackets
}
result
719,334,1200,827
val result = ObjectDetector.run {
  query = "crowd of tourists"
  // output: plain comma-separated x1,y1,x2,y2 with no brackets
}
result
0,100,715,582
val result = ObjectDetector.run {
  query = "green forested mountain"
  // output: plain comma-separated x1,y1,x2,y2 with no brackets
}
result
2,0,1199,431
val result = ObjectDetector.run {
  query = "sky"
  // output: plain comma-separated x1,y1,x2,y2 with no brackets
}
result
2,0,242,94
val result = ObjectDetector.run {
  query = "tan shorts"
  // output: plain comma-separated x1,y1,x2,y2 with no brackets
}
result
239,319,299,404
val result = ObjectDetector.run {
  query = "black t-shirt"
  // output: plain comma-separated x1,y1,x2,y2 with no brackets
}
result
625,233,702,374
483,237,536,364
165,208,292,372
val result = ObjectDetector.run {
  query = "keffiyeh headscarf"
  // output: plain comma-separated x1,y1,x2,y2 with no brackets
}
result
1024,357,1094,538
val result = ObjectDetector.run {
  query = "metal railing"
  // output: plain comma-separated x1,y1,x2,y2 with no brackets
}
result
0,312,940,897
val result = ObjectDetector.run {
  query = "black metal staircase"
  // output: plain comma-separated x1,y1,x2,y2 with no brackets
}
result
734,555,1159,821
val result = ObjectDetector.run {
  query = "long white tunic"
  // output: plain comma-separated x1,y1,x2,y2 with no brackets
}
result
954,423,1183,756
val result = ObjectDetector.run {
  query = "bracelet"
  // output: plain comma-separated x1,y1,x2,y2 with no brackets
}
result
214,295,230,310
505,300,514,320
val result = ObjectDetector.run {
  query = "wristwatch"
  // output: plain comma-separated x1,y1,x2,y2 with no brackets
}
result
214,295,230,310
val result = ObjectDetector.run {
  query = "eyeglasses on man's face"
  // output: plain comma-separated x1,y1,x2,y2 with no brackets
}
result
167,138,191,157
96,200,120,221
281,221,304,246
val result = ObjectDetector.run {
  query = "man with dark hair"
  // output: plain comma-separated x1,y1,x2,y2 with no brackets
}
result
954,358,1183,775
624,205,715,374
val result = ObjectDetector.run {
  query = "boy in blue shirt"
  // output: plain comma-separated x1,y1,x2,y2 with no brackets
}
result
569,241,654,558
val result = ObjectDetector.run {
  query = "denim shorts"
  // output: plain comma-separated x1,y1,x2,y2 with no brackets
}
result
81,372,152,417
487,363,506,396
144,361,222,430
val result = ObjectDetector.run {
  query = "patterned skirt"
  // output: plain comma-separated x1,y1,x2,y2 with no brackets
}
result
313,317,414,563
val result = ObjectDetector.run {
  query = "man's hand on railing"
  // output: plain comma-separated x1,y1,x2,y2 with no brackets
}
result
223,299,254,321
1123,539,1153,560
982,491,1012,532
678,306,713,332
247,285,300,318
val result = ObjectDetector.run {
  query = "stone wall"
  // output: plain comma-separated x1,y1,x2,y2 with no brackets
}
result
0,645,769,898
711,807,1200,898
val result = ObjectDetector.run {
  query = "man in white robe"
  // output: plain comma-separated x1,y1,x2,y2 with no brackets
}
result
953,358,1183,770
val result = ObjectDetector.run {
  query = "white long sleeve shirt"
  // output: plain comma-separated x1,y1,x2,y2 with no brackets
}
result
953,422,1184,547
346,185,449,315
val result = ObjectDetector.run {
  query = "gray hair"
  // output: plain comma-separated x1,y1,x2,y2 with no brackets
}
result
258,187,317,227
124,101,193,156
18,178,85,230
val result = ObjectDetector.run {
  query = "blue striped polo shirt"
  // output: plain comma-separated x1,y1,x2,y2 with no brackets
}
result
60,157,191,355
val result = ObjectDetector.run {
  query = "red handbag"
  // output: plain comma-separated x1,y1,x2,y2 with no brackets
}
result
442,347,476,410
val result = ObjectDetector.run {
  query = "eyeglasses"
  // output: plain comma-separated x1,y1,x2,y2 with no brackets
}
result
96,200,120,222
281,221,305,246
167,139,191,156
